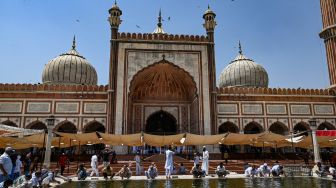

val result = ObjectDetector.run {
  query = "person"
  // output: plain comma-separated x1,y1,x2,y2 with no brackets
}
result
201,146,209,176
41,171,60,188
328,166,336,180
165,146,174,179
111,151,117,164
194,152,200,167
77,163,87,180
0,179,13,188
178,163,186,174
134,152,141,175
31,171,42,188
23,153,32,176
145,162,158,179
102,165,115,180
224,151,229,165
13,154,22,180
258,163,271,177
13,174,31,188
271,164,285,177
58,153,69,176
102,148,111,168
215,162,229,178
245,165,257,178
31,155,39,173
190,164,205,178
116,164,132,180
90,153,99,177
0,147,14,183
243,162,249,170
312,162,323,176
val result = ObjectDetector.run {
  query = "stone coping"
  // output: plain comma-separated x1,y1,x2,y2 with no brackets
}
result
50,173,335,187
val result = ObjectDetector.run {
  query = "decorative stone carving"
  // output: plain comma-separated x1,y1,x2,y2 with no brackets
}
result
56,102,79,113
291,105,311,115
27,102,50,113
266,104,287,115
218,104,238,114
0,102,22,113
314,104,334,115
242,104,263,115
84,103,107,114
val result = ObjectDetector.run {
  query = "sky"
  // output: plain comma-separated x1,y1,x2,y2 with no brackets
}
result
0,0,329,89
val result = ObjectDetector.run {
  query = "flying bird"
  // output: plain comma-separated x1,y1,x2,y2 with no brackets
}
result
76,19,80,22
136,25,141,28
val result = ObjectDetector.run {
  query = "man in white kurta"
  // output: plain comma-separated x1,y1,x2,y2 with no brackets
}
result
165,146,174,179
90,154,99,177
201,146,209,175
134,153,141,175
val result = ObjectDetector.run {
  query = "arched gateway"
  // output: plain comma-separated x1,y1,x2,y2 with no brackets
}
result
145,110,177,135
128,60,198,135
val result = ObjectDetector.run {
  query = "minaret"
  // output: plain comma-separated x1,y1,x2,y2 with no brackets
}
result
319,0,336,87
153,9,166,34
203,5,217,135
107,1,122,133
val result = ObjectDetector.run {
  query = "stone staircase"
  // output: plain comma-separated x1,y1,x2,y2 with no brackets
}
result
48,157,313,177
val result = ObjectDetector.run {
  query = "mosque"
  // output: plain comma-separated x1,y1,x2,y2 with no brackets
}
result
0,1,335,150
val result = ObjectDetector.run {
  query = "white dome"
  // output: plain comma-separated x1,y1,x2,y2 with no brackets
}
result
219,52,268,88
42,38,97,85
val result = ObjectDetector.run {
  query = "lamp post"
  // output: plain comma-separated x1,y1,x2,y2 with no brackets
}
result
43,115,55,169
309,118,321,163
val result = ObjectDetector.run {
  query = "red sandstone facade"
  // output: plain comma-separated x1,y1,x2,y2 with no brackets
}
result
0,2,335,141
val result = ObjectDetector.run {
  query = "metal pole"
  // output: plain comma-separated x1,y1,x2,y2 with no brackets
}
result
58,136,61,168
43,126,53,169
40,131,46,170
77,141,81,170
68,139,72,174
290,133,295,164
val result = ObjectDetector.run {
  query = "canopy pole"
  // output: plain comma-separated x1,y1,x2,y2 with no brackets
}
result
77,141,81,170
290,132,295,164
57,136,61,169
40,132,46,170
263,142,265,163
68,139,72,174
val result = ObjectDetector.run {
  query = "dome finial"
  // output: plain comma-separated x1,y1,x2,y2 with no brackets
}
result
72,35,76,50
114,0,117,5
238,41,243,55
158,8,162,27
153,8,166,34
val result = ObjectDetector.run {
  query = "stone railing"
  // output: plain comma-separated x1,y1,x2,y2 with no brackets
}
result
218,87,334,96
117,32,209,43
0,84,108,92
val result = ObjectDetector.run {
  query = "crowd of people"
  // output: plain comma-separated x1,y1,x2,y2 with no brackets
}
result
313,162,336,179
3,144,336,187
244,161,286,178
0,147,69,188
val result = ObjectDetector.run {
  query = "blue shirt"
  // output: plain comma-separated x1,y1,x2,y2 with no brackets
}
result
0,153,12,175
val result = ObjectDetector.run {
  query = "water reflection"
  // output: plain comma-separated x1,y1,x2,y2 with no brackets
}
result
164,179,173,188
217,178,227,188
144,179,158,188
192,178,203,188
59,177,336,188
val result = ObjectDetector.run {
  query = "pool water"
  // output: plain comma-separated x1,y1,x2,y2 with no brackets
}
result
57,177,336,188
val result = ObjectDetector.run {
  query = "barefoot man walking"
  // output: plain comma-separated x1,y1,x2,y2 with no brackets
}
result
165,146,174,179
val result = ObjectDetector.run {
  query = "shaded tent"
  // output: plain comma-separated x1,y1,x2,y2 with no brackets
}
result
0,124,44,137
143,133,185,146
98,133,143,146
183,133,227,145
54,132,101,146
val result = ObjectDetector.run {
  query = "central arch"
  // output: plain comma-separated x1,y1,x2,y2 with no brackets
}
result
145,110,177,135
128,60,199,134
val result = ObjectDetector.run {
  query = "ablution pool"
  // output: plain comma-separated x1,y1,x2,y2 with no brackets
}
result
57,177,336,188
